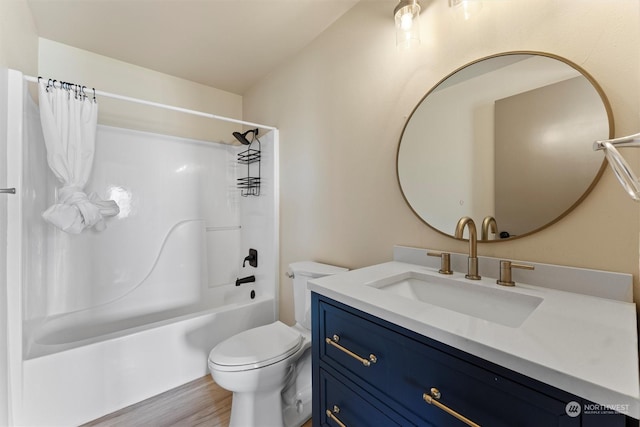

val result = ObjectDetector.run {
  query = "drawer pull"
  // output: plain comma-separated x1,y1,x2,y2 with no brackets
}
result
326,405,347,427
423,387,481,427
325,335,377,367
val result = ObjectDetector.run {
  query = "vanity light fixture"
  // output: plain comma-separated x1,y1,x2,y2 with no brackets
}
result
394,0,421,49
449,0,482,20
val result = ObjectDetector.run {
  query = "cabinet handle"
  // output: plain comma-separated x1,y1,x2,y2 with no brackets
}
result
0,188,15,194
325,335,377,367
326,405,347,427
423,387,481,427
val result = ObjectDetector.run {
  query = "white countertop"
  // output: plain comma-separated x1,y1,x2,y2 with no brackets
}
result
308,260,640,419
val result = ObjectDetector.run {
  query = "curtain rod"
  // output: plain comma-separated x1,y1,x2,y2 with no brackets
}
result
23,75,277,131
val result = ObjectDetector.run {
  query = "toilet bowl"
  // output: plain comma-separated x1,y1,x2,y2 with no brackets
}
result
208,261,347,427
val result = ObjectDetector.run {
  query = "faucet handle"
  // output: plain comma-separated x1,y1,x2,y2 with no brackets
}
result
497,260,534,286
427,251,453,275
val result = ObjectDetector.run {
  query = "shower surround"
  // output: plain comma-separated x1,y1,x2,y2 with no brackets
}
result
5,70,279,426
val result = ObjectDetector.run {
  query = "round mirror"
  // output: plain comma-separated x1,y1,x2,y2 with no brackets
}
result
397,52,613,241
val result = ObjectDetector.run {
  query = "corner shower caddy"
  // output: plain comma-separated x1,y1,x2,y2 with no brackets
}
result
237,134,261,196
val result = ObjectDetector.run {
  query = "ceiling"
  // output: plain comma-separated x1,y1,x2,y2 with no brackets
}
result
27,0,360,95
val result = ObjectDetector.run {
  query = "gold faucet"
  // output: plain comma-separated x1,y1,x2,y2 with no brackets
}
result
454,217,481,280
497,260,534,286
481,216,498,240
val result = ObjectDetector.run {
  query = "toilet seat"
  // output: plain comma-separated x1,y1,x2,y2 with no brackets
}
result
209,321,303,372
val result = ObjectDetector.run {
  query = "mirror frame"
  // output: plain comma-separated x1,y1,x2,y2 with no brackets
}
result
396,51,614,242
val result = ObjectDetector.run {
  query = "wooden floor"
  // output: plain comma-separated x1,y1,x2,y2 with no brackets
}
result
82,375,313,427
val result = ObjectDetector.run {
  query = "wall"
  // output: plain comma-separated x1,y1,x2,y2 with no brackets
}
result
0,1,37,424
244,0,640,324
38,39,243,143
0,0,38,74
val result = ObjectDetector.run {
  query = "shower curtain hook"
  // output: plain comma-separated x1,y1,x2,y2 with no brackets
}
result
92,88,96,102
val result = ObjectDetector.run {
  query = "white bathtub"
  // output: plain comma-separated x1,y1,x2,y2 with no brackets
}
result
17,290,274,427
5,70,280,427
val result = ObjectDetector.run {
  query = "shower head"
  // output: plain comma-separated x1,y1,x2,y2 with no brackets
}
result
232,129,259,145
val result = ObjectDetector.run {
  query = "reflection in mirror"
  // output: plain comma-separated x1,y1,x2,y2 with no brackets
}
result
397,52,612,242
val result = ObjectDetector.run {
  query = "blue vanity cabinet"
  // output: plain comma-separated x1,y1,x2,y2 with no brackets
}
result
312,293,630,427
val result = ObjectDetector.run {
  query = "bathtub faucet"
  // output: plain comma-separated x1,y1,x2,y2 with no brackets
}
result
243,248,258,268
235,275,256,286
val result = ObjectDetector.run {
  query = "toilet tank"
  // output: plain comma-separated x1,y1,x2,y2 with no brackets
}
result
289,261,348,330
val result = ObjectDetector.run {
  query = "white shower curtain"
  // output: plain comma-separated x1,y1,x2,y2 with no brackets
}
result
38,81,119,234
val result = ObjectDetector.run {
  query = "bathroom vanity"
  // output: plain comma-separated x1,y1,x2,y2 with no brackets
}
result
309,247,639,426
306,50,639,427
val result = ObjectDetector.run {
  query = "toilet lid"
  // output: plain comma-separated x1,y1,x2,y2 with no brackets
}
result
209,321,303,370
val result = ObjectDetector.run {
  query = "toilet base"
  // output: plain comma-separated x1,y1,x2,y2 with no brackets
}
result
228,383,311,427
282,385,312,427
229,388,283,427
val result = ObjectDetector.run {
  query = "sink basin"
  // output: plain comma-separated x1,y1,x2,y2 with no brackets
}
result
366,271,542,327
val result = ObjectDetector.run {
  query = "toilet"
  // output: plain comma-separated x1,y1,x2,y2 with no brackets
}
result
208,261,347,427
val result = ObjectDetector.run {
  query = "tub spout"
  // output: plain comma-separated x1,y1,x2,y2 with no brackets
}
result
235,275,256,286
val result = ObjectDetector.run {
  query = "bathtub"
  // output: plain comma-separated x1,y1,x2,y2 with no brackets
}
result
5,70,280,427
17,288,274,427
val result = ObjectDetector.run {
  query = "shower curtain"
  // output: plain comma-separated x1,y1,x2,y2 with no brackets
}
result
38,81,119,233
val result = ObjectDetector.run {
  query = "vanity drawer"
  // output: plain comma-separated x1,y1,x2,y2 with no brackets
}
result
317,299,405,392
318,368,415,427
401,342,580,426
316,296,581,427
